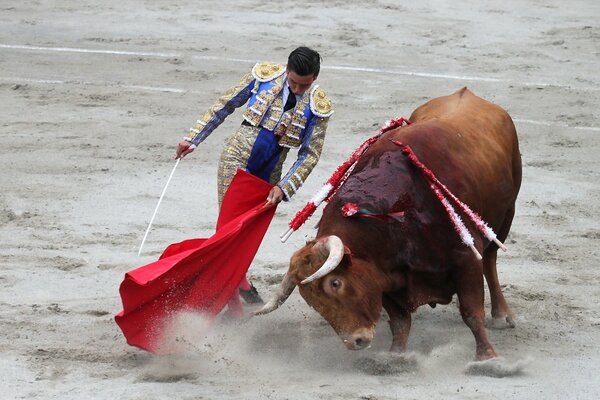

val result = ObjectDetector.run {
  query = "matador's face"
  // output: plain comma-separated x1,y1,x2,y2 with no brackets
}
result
286,68,317,96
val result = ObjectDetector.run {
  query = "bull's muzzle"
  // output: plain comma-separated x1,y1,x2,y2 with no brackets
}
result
340,327,374,350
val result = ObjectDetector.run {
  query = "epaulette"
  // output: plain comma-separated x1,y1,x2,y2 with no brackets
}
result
309,85,334,117
252,62,286,82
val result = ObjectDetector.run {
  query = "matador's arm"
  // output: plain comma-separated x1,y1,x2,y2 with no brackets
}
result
278,116,329,200
184,72,255,148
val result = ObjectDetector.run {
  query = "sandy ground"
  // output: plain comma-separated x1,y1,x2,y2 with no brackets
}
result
1,0,599,398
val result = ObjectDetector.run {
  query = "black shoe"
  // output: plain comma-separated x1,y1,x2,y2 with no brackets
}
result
239,283,264,304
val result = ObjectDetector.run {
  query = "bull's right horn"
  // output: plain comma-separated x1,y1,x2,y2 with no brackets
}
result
301,235,344,284
252,273,296,316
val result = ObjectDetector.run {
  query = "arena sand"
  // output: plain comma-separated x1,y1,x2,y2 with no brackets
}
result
1,0,599,398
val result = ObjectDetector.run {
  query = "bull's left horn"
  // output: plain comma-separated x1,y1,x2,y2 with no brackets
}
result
252,273,296,316
301,235,344,284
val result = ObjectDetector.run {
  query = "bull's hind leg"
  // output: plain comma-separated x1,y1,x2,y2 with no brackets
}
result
383,295,411,353
454,255,497,360
484,206,516,329
483,250,515,328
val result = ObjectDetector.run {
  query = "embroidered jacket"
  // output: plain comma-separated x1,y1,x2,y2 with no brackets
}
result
185,62,334,200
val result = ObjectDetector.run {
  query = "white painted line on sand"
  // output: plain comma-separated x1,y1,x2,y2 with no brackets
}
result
0,76,191,93
0,43,178,58
2,75,598,132
323,64,503,83
3,42,599,132
1,76,67,85
3,43,599,90
123,85,187,93
513,118,600,132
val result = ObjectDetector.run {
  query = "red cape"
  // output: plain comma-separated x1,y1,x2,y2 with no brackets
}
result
115,169,276,353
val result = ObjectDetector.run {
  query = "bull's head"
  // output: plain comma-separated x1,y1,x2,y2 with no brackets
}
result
254,235,384,350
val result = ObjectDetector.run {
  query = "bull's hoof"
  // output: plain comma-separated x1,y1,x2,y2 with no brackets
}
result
506,315,516,328
491,315,516,329
465,356,529,377
354,352,418,375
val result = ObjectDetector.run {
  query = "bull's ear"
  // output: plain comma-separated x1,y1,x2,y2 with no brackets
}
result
311,239,329,259
310,237,350,262
289,241,318,277
301,236,345,284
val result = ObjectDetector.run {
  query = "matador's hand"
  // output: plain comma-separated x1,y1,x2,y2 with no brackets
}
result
175,141,195,159
267,186,284,205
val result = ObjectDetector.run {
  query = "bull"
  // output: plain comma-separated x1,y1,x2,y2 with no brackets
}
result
255,88,521,361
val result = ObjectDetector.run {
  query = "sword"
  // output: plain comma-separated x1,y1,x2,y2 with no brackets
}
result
138,158,180,256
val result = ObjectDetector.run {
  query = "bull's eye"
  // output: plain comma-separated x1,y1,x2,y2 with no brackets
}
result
330,278,342,291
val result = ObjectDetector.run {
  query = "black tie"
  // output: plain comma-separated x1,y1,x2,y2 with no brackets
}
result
284,89,297,112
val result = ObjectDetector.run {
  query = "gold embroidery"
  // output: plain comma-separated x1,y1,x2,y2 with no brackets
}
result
309,86,334,117
279,117,329,199
217,125,262,206
269,147,290,185
278,135,302,149
252,62,286,82
277,94,309,146
273,112,291,137
262,97,284,130
242,76,284,126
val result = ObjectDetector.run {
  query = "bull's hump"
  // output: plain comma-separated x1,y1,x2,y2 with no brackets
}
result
409,87,480,123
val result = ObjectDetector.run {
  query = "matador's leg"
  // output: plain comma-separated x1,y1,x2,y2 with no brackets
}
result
217,125,263,302
217,125,261,207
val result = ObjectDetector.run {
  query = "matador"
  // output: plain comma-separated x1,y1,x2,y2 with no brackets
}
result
175,46,333,304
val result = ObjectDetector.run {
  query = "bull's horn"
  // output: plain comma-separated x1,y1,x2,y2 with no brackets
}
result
252,273,296,316
301,235,344,284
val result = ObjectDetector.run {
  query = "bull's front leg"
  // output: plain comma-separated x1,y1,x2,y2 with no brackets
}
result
383,295,412,353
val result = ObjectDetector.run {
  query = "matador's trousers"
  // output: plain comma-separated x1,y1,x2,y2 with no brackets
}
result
217,124,289,206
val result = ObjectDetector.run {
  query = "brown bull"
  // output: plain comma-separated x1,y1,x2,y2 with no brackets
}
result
255,88,522,361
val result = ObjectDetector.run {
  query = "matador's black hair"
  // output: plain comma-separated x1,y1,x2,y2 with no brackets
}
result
287,46,321,77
